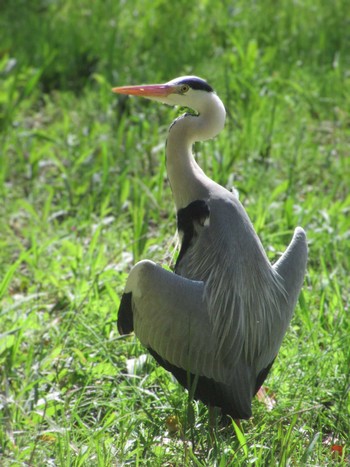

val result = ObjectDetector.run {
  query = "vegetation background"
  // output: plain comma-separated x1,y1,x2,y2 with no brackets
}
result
1,0,349,465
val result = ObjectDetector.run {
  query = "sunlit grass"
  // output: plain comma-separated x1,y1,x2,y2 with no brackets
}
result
1,0,349,465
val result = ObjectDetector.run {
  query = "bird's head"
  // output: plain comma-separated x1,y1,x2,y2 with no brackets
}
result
112,76,216,114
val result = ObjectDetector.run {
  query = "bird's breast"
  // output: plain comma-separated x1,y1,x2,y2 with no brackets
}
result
175,199,210,272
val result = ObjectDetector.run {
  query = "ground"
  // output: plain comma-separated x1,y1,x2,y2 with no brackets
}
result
0,0,349,465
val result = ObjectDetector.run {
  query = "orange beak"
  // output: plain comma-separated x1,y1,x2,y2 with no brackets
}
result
112,83,177,99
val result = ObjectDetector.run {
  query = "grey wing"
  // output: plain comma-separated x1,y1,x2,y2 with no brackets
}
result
273,227,308,309
254,226,308,370
118,260,225,384
174,196,308,377
117,259,255,418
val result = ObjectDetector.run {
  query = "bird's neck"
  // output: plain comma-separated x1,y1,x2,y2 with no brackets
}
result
166,94,226,210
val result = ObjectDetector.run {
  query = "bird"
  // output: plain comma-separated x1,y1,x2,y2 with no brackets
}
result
112,76,308,420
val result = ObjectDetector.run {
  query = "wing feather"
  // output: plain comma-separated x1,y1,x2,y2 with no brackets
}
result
119,188,307,418
125,260,228,383
176,191,286,369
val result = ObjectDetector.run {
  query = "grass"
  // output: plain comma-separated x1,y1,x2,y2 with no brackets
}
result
1,0,350,464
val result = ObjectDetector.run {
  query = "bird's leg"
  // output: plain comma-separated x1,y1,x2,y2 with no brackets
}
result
208,405,220,442
208,405,216,429
233,418,241,430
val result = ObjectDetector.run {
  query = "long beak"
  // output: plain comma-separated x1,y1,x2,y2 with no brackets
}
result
112,83,177,99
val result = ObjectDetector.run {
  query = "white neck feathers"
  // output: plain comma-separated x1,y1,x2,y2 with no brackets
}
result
166,93,226,209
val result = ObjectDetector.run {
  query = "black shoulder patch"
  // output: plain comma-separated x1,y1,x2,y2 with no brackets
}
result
177,199,210,232
117,292,134,335
176,200,210,268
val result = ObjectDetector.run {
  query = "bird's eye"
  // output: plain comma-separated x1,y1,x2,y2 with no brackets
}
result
180,84,190,94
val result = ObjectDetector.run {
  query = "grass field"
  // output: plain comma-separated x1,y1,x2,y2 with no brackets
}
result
1,0,349,465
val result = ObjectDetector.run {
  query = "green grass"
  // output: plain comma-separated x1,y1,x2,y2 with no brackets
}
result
1,0,350,464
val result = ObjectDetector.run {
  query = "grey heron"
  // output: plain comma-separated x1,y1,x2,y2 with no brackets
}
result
113,76,308,420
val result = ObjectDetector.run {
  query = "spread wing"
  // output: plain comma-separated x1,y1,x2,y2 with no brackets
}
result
118,260,256,418
119,260,229,385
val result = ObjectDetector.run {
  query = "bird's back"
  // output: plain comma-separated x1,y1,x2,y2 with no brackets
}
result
172,184,307,417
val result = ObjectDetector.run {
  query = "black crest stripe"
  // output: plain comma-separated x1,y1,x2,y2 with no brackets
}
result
176,77,214,93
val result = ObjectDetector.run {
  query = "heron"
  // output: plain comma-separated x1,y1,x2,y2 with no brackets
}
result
113,76,308,421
